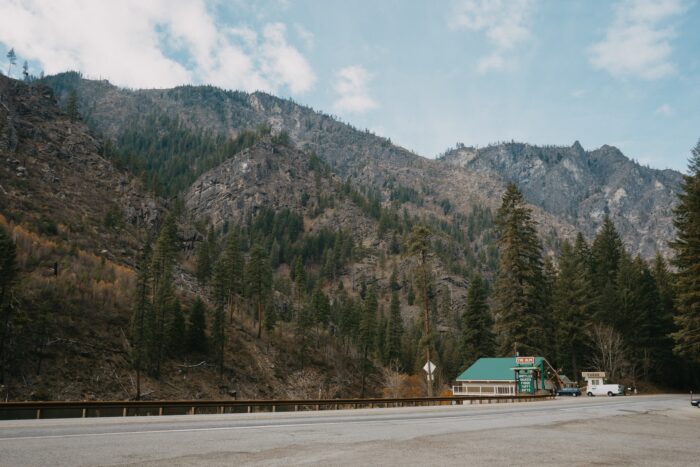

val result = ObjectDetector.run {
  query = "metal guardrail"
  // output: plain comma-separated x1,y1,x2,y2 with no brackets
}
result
0,394,553,420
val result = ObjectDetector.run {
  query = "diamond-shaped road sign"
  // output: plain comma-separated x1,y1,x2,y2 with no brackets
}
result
423,361,436,374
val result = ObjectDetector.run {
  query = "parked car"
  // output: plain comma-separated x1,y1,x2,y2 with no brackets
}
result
691,399,700,408
556,387,581,397
586,383,625,396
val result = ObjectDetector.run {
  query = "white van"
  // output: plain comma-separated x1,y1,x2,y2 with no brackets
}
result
585,383,625,396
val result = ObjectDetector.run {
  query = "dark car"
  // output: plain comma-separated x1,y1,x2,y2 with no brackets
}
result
691,399,700,408
556,387,581,397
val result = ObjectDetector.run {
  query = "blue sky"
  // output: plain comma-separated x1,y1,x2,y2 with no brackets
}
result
0,0,698,171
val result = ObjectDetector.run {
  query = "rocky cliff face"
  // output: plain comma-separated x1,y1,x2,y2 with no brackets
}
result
440,142,680,257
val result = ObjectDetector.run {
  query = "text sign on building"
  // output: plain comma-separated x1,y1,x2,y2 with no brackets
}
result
516,356,535,365
517,372,534,393
581,372,606,379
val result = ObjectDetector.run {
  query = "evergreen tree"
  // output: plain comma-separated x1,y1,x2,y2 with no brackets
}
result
212,305,226,378
187,298,208,353
359,285,378,397
553,239,593,381
221,230,244,320
166,299,186,357
149,214,178,378
0,226,17,313
405,224,435,396
247,243,272,338
652,254,682,383
591,215,623,325
385,291,404,365
129,242,151,398
293,256,306,305
493,183,546,356
295,304,314,365
389,266,400,291
616,254,669,382
438,285,452,325
0,226,19,385
195,228,215,286
460,274,495,368
541,256,557,360
670,141,700,364
338,292,359,351
66,89,79,122
311,284,330,339
6,48,16,76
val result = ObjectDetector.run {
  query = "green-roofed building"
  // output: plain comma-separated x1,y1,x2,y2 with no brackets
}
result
452,357,552,396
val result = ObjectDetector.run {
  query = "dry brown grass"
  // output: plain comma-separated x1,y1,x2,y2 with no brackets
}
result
1,213,135,314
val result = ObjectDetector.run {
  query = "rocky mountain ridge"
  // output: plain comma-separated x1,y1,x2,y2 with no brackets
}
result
440,141,680,258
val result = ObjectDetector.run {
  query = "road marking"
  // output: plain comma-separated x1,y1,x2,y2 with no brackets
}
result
0,398,677,441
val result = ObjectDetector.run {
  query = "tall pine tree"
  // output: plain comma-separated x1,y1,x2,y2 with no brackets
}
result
247,244,272,338
385,291,404,365
0,226,19,385
553,239,593,381
670,140,700,364
493,183,546,356
460,274,495,368
591,215,623,325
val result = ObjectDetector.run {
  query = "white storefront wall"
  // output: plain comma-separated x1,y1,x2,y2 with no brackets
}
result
452,381,515,395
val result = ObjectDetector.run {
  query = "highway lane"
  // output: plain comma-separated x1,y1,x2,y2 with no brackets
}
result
0,395,697,466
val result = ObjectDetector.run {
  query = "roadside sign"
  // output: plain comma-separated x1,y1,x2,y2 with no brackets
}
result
516,356,535,365
581,372,605,379
517,372,534,393
423,361,436,374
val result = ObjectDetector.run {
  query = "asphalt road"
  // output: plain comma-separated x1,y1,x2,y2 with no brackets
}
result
0,395,697,466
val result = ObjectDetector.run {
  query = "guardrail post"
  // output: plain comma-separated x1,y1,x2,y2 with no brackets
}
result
272,405,276,413
247,405,251,413
36,408,41,419
191,406,196,415
82,408,87,418
159,407,164,416
123,407,127,417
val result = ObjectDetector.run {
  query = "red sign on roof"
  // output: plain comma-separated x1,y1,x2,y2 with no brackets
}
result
516,356,535,365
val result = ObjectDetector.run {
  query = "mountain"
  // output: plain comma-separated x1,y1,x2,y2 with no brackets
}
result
42,72,677,259
439,142,680,258
0,75,387,401
1,71,688,401
0,74,157,261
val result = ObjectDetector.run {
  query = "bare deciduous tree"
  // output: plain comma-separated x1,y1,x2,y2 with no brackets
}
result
588,323,627,380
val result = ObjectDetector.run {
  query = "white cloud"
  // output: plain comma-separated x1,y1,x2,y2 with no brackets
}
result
571,89,586,98
477,52,507,73
294,23,315,49
449,0,536,74
0,0,316,94
655,103,674,117
333,65,378,114
258,23,316,94
588,0,686,80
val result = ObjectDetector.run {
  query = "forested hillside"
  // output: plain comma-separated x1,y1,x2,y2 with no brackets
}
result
0,71,698,404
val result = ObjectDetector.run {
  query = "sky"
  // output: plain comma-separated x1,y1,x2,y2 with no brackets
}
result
0,0,698,172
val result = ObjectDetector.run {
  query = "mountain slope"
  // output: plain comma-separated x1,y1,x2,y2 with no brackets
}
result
0,74,157,262
42,73,581,254
0,76,385,401
440,141,680,258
